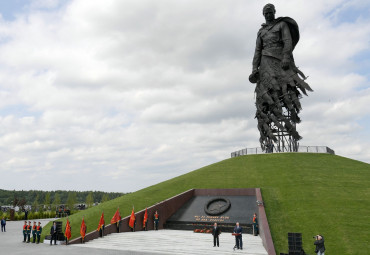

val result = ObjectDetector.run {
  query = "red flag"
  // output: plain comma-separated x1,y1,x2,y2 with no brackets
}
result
80,217,86,240
143,208,148,228
65,219,71,240
111,208,121,224
97,212,105,231
129,207,136,228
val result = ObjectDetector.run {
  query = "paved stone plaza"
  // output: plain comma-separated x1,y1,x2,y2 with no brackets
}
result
0,219,268,255
74,229,268,255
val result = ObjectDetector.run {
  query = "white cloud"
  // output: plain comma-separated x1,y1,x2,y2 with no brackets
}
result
0,0,369,192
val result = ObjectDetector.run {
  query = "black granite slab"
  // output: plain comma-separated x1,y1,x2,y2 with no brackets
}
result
166,195,257,225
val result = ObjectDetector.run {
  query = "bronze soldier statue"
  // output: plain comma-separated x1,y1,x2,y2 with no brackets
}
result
250,4,313,151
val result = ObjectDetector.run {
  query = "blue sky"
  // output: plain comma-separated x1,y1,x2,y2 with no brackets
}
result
0,0,369,192
0,0,66,20
0,0,27,20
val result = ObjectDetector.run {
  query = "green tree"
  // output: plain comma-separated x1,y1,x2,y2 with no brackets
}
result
0,189,124,206
32,194,39,212
52,193,61,211
67,192,77,210
101,194,110,203
44,192,51,210
85,192,94,208
18,198,27,212
39,202,44,215
12,194,19,207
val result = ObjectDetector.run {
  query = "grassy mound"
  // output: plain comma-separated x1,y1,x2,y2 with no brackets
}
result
41,153,370,254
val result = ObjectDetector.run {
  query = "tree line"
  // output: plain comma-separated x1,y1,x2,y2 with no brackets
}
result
0,189,125,209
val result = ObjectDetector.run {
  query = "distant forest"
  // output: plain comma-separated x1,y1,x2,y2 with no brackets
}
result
0,189,125,206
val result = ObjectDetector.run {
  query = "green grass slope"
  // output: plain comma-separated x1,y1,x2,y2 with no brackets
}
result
41,153,370,254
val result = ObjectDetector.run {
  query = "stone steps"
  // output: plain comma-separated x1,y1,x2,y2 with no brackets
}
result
73,229,268,255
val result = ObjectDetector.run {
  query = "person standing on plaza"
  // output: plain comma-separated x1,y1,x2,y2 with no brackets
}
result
233,222,243,250
65,219,71,245
129,207,136,232
97,212,105,237
50,221,58,245
80,217,87,243
36,222,42,244
22,221,27,242
1,217,6,232
252,213,259,236
143,208,148,231
153,211,159,230
111,208,121,233
26,221,32,243
31,221,37,243
212,222,221,247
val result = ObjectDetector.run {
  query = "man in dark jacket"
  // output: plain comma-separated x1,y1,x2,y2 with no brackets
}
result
314,235,325,255
1,217,6,232
50,221,58,245
212,222,221,247
233,222,243,250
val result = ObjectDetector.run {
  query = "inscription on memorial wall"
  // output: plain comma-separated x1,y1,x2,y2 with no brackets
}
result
194,215,230,222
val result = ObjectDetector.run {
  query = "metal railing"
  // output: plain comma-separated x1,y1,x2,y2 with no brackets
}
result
231,146,335,158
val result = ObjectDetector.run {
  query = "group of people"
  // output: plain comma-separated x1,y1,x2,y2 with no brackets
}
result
212,222,244,250
116,210,160,233
17,209,325,254
20,220,65,245
22,221,42,244
14,202,324,254
212,213,325,255
46,210,160,245
211,213,259,250
125,210,160,232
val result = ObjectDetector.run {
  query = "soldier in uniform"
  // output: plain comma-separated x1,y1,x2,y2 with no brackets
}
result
26,221,32,243
153,211,159,230
115,220,120,233
32,221,37,243
65,223,71,245
252,213,259,236
36,222,42,244
130,217,136,232
22,221,27,242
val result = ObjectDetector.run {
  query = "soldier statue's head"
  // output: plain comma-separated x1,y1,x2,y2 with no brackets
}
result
263,3,276,14
263,3,276,23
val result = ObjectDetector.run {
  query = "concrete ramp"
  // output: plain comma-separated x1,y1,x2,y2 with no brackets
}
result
73,229,268,255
